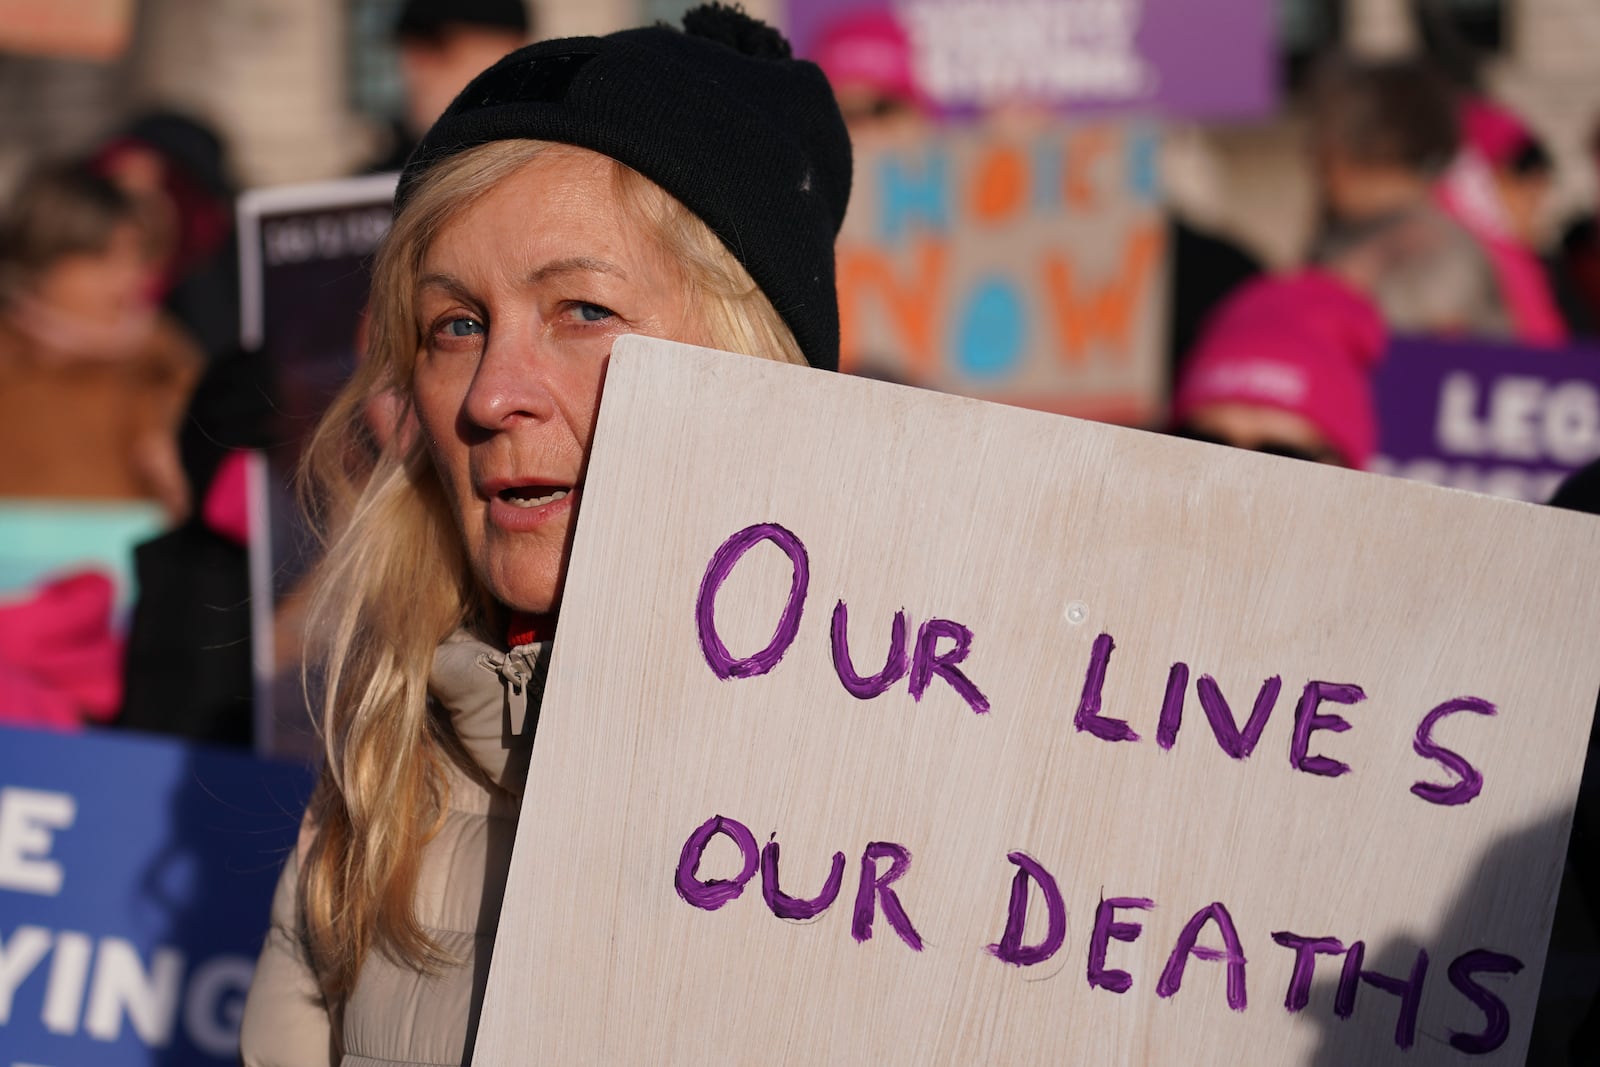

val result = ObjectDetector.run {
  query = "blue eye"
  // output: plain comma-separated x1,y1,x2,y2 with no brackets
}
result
574,303,614,323
443,317,485,337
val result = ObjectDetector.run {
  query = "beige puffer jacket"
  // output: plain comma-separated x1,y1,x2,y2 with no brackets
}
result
239,632,546,1066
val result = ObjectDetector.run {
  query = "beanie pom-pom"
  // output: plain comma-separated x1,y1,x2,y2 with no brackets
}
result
682,3,792,59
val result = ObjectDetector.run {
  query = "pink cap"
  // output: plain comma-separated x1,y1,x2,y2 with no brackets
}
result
1460,97,1536,169
812,11,924,110
1172,272,1388,469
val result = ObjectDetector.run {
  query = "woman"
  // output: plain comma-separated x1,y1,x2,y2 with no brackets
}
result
1438,97,1569,346
1170,271,1386,470
1305,57,1509,340
0,163,199,518
239,7,850,1064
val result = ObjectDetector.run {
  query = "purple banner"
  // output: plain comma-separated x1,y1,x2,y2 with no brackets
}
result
1372,336,1600,503
783,0,1275,119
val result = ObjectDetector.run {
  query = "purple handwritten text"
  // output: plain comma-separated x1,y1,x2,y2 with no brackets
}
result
1156,662,1188,750
1291,681,1366,778
761,837,846,921
696,523,809,680
1074,633,1140,742
1270,932,1345,1012
1197,674,1282,759
1412,697,1497,806
852,841,924,951
988,852,1067,966
909,619,991,714
1156,902,1248,1011
1349,946,1430,1050
1447,949,1524,1054
1088,896,1155,993
830,601,910,699
675,815,759,911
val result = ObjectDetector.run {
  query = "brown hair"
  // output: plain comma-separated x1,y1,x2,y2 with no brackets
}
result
1309,56,1461,176
0,163,138,294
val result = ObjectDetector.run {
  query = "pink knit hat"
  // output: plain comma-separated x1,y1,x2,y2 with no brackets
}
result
1172,272,1388,469
812,11,925,111
1459,97,1537,169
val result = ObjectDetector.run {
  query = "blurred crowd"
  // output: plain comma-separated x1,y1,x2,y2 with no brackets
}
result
0,0,1598,745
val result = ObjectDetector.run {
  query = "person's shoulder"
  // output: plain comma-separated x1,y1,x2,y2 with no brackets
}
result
1561,214,1600,256
142,313,204,369
1550,458,1600,515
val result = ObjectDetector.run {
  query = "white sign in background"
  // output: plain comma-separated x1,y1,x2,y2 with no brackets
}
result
476,338,1600,1065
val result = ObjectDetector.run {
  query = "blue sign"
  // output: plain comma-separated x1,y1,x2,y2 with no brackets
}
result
0,727,313,1066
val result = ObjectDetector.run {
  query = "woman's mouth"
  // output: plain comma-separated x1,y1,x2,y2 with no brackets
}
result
486,482,580,532
500,485,571,508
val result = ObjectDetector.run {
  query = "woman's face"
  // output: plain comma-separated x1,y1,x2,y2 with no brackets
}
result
1180,402,1344,465
34,221,153,324
412,147,707,614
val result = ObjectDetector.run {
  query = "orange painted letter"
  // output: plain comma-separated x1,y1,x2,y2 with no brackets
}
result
837,238,947,377
971,144,1028,226
1064,126,1114,212
1042,224,1162,365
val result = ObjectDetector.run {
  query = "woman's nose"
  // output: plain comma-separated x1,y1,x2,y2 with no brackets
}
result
461,331,557,430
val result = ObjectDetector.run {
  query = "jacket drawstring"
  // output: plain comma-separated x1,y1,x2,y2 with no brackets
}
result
482,646,541,737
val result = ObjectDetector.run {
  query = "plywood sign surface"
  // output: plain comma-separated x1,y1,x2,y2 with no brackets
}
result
474,337,1600,1065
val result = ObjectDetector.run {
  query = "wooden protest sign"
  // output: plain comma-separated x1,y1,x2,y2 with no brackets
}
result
838,122,1167,423
475,337,1600,1064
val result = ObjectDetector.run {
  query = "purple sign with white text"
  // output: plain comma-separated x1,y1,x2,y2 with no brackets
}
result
1372,336,1600,503
783,0,1275,118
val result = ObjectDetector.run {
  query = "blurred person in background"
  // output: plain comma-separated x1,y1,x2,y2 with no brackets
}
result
1438,96,1573,345
91,111,240,362
0,164,202,731
1166,223,1263,393
93,115,277,747
370,0,533,171
1170,271,1386,471
1306,56,1508,339
813,9,928,137
0,163,200,518
1555,114,1600,340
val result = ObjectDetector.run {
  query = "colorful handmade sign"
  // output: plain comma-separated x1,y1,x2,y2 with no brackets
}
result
839,122,1167,423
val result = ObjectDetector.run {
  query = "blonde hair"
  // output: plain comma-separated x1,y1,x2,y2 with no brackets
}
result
296,139,807,1006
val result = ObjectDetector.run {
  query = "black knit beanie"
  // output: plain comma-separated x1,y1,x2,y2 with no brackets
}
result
396,4,852,372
